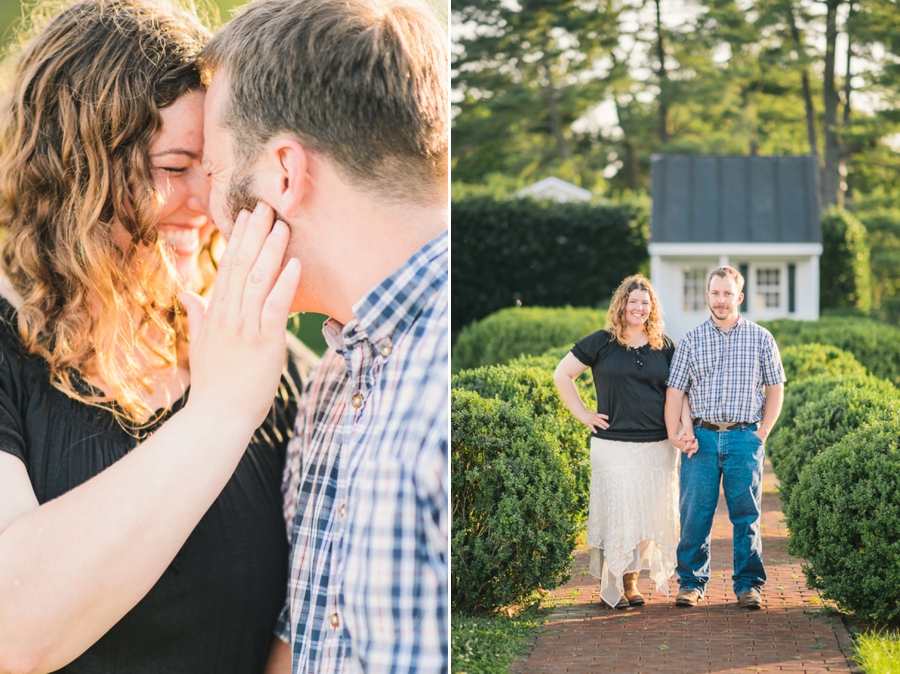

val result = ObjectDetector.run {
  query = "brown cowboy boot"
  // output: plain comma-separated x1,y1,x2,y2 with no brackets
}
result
623,572,645,606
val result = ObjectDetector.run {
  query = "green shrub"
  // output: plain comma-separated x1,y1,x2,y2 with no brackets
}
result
820,207,872,313
772,376,900,503
761,316,900,386
860,209,900,325
768,371,869,473
786,420,900,624
510,345,594,398
451,197,646,337
767,348,868,474
451,390,580,614
452,306,606,373
452,362,593,514
779,343,866,384
511,345,572,370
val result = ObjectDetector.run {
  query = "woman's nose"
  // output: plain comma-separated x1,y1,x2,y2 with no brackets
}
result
186,173,211,216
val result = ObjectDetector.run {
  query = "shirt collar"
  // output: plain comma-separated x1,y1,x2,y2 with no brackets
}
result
706,313,744,335
321,232,448,352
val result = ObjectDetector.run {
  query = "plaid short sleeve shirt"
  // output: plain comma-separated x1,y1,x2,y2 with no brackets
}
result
276,233,449,674
666,315,786,423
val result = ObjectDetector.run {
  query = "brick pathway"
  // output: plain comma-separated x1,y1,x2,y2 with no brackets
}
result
511,461,860,674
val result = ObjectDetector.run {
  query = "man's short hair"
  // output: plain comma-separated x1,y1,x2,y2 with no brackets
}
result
200,0,447,203
707,266,745,293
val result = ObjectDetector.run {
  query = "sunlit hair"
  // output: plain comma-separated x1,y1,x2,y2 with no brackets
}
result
606,274,666,350
707,265,745,293
0,0,213,425
199,0,448,205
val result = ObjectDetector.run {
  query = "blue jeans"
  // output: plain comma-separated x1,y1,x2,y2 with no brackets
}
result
676,424,766,598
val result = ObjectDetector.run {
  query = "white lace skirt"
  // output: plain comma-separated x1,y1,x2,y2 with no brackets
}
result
587,436,680,607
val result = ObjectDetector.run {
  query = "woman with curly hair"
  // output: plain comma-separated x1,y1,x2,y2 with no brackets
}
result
554,274,691,610
0,1,312,671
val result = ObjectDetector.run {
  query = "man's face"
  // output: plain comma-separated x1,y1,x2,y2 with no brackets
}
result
202,72,244,240
203,72,286,239
706,275,744,321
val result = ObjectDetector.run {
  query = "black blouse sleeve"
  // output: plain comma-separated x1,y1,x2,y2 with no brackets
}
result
572,329,611,367
0,326,28,465
663,335,676,366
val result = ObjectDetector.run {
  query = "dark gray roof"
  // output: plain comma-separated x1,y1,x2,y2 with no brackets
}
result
650,154,821,244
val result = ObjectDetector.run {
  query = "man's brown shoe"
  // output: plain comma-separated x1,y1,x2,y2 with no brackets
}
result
738,590,761,610
675,588,702,607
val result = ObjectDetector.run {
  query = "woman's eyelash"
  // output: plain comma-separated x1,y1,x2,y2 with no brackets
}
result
156,167,187,174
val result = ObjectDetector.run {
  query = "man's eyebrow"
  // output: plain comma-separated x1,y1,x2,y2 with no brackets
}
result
150,149,200,159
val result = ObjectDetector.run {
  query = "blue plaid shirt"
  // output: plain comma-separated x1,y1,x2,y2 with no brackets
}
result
277,233,449,673
666,315,785,423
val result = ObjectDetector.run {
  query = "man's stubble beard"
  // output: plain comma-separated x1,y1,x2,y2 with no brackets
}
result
226,169,287,228
708,301,737,321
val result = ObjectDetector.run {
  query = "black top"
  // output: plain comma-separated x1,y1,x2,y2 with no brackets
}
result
572,329,676,443
0,296,307,674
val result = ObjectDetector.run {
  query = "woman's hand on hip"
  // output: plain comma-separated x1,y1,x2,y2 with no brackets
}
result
577,410,609,432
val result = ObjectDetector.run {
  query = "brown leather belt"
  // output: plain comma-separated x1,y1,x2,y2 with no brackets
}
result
694,419,753,432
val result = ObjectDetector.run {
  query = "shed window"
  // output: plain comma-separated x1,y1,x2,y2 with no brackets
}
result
756,267,781,309
683,268,707,312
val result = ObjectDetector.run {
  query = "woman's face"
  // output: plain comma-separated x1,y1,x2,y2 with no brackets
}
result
624,289,652,330
149,90,213,285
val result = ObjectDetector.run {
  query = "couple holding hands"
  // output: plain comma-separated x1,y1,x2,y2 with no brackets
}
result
555,268,785,611
0,0,447,672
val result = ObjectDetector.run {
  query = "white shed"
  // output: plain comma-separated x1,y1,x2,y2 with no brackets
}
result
648,154,822,340
516,176,592,203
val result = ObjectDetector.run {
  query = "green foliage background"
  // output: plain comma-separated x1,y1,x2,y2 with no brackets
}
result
452,306,607,373
820,208,872,314
761,315,900,386
451,197,645,337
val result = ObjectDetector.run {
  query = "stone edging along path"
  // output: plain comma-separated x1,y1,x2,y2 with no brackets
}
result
511,460,861,674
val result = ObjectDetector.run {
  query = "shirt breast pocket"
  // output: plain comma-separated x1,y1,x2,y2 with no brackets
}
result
690,353,713,383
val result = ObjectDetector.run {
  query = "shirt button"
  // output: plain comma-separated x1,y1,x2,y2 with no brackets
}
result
380,344,392,357
339,503,346,517
351,392,363,408
330,613,340,628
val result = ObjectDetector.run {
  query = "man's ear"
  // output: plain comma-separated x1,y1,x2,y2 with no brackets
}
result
259,137,308,217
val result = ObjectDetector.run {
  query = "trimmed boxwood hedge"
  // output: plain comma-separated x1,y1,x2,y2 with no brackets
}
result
451,197,647,337
768,371,869,473
779,343,866,384
451,389,580,614
770,376,900,503
786,419,900,624
761,316,900,386
452,362,594,514
452,306,607,373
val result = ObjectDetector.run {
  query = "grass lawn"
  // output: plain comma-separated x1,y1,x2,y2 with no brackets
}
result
451,605,550,674
854,629,900,674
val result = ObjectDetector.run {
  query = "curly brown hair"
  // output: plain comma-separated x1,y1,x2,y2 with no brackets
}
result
606,274,666,350
0,0,213,424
